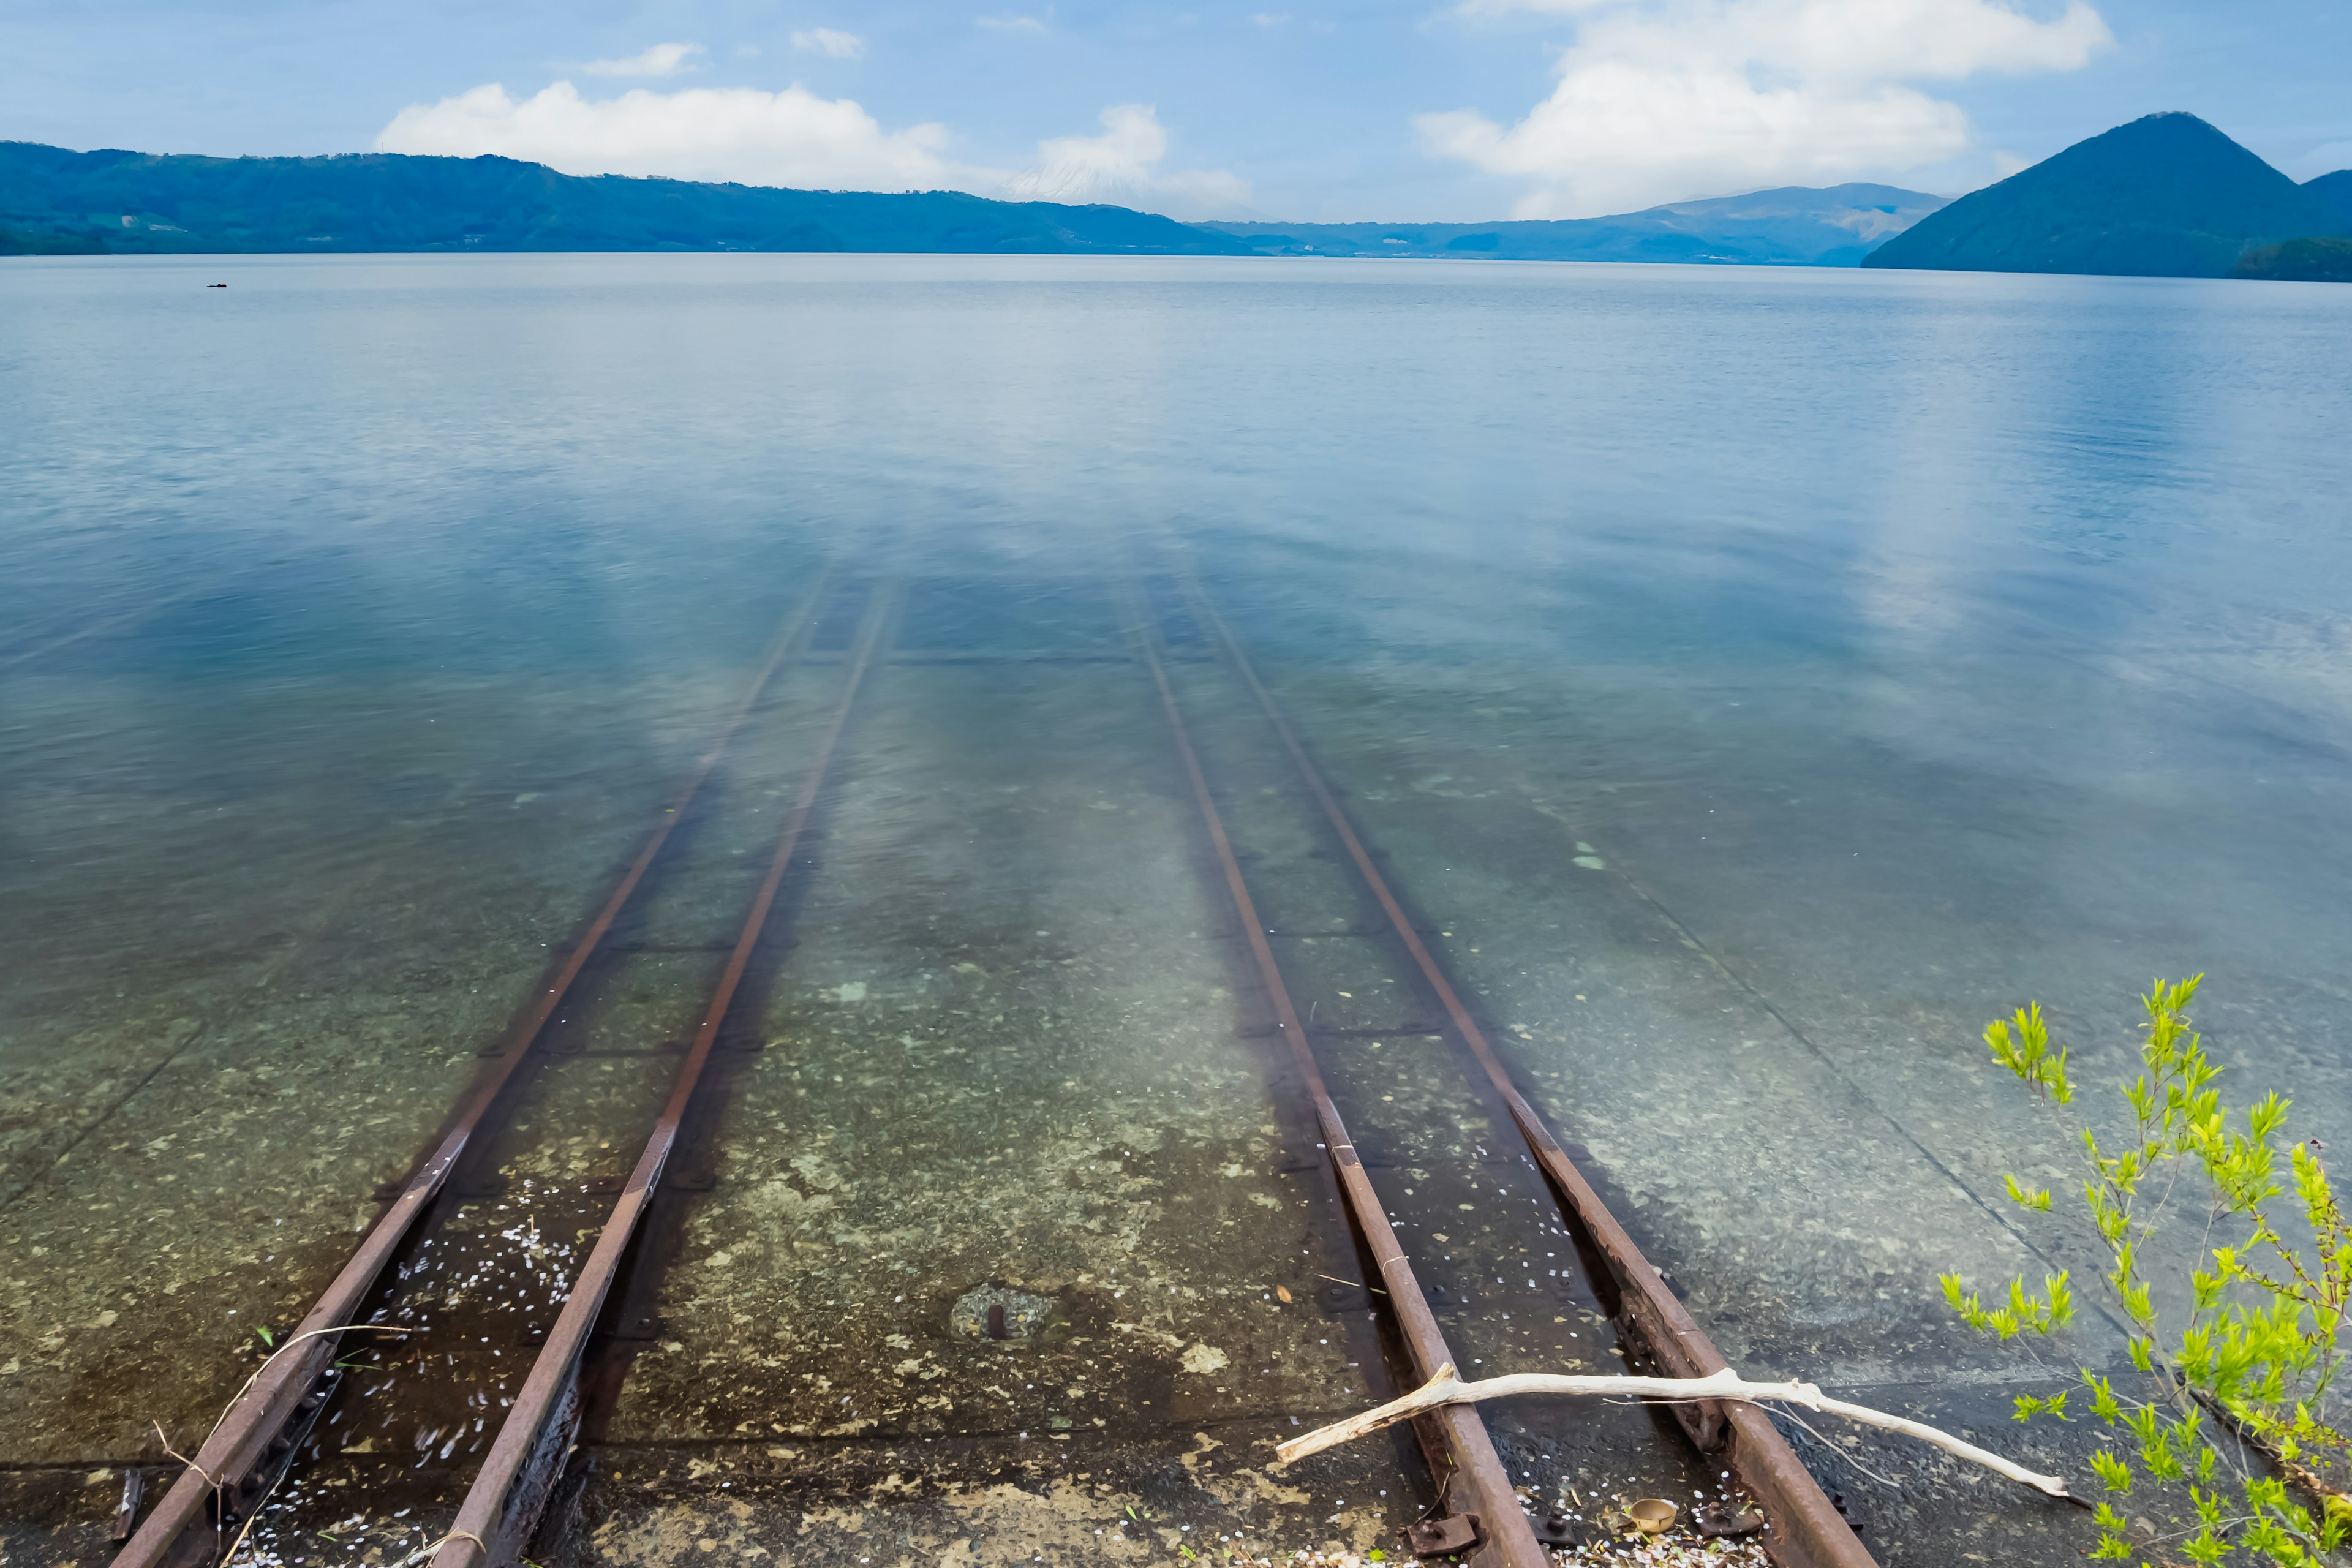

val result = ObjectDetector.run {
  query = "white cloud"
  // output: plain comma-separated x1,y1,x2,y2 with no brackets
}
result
1420,0,2111,216
578,42,706,78
791,28,865,58
1252,11,1294,24
1000,104,1254,219
977,11,1052,33
376,81,978,191
375,86,1247,218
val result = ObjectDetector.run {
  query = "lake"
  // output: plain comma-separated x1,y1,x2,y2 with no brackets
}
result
3,252,2349,1566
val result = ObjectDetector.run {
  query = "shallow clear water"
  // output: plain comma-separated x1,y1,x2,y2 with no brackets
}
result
4,252,2350,1564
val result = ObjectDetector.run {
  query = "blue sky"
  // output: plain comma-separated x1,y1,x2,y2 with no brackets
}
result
5,1,2347,221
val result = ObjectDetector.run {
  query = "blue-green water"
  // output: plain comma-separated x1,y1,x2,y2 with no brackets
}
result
13,254,2344,1079
4,252,2350,1562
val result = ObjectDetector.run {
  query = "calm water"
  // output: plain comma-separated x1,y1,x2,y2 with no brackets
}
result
4,252,2351,1563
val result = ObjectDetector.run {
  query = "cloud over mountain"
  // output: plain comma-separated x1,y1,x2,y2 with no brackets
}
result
377,81,971,192
1000,105,1253,219
375,84,1246,219
1422,0,2113,217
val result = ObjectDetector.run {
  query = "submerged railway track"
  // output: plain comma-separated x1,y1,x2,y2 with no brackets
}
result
100,560,1875,1568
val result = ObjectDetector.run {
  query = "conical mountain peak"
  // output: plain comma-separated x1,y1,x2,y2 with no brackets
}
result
1865,113,2348,278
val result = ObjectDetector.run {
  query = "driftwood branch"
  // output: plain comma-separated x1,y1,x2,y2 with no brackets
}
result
1276,1363,2073,1500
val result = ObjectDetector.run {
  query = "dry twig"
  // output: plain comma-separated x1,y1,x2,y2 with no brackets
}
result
1277,1363,2071,1499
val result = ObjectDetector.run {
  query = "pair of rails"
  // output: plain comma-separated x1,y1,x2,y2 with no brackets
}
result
110,562,1874,1568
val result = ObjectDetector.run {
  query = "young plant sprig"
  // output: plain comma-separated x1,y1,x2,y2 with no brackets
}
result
1943,978,2352,1566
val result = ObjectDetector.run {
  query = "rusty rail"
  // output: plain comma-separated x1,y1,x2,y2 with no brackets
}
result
430,585,895,1568
1175,575,1875,1568
1127,599,1552,1568
112,566,839,1568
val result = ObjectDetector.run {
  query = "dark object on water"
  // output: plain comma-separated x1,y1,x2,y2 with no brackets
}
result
1695,1501,1768,1537
1404,1513,1483,1558
207,282,226,287
986,1303,1007,1340
111,1469,145,1541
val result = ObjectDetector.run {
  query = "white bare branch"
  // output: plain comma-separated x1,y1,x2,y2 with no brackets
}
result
1275,1363,2071,1500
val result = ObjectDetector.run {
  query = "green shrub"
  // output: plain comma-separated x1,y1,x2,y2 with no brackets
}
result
1945,977,2351,1565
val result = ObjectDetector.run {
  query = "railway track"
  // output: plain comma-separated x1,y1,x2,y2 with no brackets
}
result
1137,565,1870,1567
111,565,870,1568
1129,591,1547,1568
102,562,1873,1568
424,587,897,1567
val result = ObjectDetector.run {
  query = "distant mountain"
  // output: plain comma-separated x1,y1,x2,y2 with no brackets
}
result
2306,169,2352,232
1205,184,1950,267
0,145,1949,268
1862,113,2351,279
0,141,1253,257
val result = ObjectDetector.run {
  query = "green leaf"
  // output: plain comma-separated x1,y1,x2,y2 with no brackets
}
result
2181,1524,2228,1566
2005,1173,2054,1212
1985,1003,2071,1102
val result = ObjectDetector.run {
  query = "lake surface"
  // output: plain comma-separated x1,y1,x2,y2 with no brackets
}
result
4,252,2350,1566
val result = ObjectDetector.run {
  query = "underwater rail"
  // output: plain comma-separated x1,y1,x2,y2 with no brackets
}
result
1136,562,1874,1568
1128,590,1550,1568
110,566,854,1568
426,585,898,1568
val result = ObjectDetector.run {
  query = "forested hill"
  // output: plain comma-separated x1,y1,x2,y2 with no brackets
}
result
2307,170,2352,231
0,141,1253,257
1863,113,2351,279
